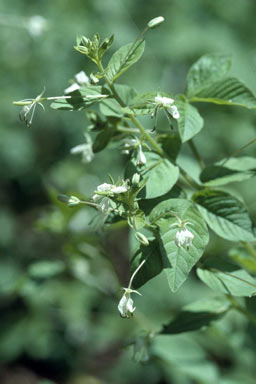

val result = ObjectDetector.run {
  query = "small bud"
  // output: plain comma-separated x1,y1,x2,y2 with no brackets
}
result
148,16,165,29
81,36,90,46
132,173,140,185
58,194,81,207
90,73,100,84
135,232,149,246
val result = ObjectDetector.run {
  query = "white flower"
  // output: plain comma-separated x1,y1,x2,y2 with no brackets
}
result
17,88,45,128
155,95,174,107
74,71,90,86
118,259,146,318
154,93,180,120
136,145,147,165
111,185,129,194
175,227,194,250
118,288,140,318
70,134,94,163
64,71,90,94
92,182,129,201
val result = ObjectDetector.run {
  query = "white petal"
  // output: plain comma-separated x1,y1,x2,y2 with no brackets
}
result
70,144,86,154
64,83,80,94
169,105,180,119
97,183,113,192
75,71,90,86
155,95,174,106
111,185,128,194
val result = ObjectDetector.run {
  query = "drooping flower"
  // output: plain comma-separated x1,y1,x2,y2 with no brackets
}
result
17,88,46,128
118,259,146,318
118,288,140,318
70,133,94,163
122,138,147,166
175,227,194,250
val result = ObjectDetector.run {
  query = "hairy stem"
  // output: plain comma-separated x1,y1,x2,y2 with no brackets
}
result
188,139,204,170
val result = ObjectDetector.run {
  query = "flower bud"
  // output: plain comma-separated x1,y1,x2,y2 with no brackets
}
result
135,232,149,246
148,16,165,29
132,173,140,186
58,194,81,207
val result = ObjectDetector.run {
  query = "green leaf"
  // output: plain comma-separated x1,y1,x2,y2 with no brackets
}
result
50,86,107,111
200,165,255,187
219,156,256,171
187,53,232,97
157,132,181,161
193,189,255,242
139,185,186,216
152,334,218,383
191,77,256,109
92,127,114,153
197,267,256,297
130,239,163,289
125,152,179,199
162,297,230,334
124,92,157,115
175,100,204,142
149,199,209,292
28,261,65,279
106,39,145,82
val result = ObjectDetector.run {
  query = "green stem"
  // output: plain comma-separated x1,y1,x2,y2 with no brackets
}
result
188,139,204,170
241,242,256,260
227,296,256,325
117,126,140,134
221,137,256,166
97,60,165,156
179,167,202,190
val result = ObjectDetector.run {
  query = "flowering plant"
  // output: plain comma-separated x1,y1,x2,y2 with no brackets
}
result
14,15,256,366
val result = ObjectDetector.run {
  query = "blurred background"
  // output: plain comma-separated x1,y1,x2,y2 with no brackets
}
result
1,0,256,383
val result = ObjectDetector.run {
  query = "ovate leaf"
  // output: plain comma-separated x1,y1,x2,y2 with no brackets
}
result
197,267,256,297
219,156,256,171
157,132,182,161
93,127,114,152
125,152,179,199
191,77,256,109
162,297,230,334
124,92,157,116
193,189,255,242
106,39,145,82
149,199,209,292
175,100,204,142
200,165,255,186
187,53,232,97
